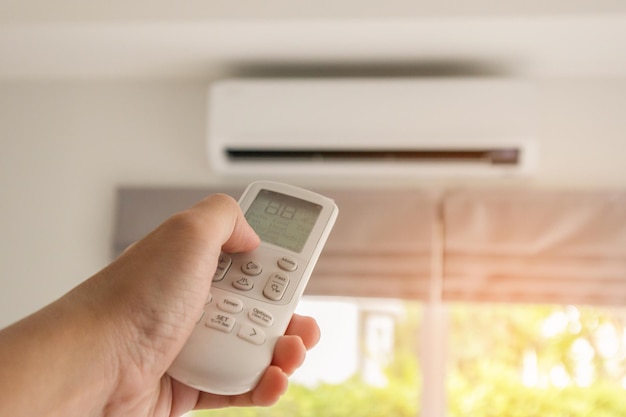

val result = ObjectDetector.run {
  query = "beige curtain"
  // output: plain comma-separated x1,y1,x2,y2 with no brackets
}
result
443,189,626,305
305,188,437,299
114,187,626,305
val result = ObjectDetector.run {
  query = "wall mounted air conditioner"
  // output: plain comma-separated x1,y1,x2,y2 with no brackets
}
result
207,78,538,177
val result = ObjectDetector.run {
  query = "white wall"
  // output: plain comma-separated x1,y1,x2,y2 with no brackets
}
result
0,82,211,327
2,77,626,328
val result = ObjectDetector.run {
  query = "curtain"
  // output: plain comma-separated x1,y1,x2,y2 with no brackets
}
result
114,186,437,300
114,187,626,305
305,188,437,299
443,189,626,305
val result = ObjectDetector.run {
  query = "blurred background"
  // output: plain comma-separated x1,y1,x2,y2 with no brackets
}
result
2,1,626,416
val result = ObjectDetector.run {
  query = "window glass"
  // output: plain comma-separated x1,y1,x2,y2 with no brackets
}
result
189,297,422,417
448,303,626,417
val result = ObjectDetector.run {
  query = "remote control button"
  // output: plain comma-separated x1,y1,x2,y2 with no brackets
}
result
277,256,298,272
241,260,263,276
213,254,232,282
218,297,244,314
248,307,274,327
263,272,289,301
232,276,254,291
205,312,235,333
238,323,266,345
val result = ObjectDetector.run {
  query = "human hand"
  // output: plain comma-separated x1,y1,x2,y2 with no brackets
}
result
0,194,320,417
93,193,321,416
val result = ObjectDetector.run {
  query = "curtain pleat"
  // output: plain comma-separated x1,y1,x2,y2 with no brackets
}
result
443,190,626,305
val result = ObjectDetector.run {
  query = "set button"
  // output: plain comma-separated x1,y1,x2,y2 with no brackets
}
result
205,311,235,333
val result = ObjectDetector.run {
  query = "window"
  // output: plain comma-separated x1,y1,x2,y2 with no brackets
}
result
187,301,626,417
189,297,422,417
447,303,626,417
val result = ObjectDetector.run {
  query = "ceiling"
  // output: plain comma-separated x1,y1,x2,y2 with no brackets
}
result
1,1,626,80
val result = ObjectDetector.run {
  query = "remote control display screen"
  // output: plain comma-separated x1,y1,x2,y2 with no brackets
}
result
245,189,322,253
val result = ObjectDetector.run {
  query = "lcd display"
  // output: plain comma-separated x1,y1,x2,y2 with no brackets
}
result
245,189,322,253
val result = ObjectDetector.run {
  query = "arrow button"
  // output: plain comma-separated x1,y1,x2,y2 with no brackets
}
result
237,323,266,345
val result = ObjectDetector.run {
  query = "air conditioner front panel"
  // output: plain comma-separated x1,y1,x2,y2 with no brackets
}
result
207,78,538,177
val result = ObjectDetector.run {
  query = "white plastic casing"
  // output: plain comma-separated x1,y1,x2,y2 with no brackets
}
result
207,78,539,178
168,181,338,395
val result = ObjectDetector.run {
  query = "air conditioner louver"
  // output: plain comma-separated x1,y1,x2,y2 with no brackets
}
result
226,148,521,165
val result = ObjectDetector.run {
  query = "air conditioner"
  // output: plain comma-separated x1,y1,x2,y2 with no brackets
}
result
207,78,538,177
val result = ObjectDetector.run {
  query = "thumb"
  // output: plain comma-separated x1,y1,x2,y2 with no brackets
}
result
188,193,260,254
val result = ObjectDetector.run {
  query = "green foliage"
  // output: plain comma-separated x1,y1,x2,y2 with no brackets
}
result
448,304,626,417
449,374,626,417
191,302,422,417
190,303,626,417
190,376,420,417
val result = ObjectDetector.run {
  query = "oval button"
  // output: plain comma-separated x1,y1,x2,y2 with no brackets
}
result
263,272,289,301
277,256,297,272
248,307,274,327
232,276,254,291
238,323,266,345
241,260,263,276
218,297,244,314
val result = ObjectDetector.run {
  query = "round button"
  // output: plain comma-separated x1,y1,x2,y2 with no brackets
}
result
241,260,263,276
232,276,254,291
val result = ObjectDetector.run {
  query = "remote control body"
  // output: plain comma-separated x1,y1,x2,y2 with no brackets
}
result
168,181,338,395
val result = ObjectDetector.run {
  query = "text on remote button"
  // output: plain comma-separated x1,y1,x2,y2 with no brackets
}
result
204,311,235,333
263,272,290,301
278,256,298,272
248,307,274,327
218,297,244,314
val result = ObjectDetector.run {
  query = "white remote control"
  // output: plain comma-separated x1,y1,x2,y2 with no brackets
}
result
168,181,338,395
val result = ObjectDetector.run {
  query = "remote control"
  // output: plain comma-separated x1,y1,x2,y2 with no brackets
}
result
168,181,338,395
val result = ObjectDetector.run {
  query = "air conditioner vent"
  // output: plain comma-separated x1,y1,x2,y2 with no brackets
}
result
226,148,521,165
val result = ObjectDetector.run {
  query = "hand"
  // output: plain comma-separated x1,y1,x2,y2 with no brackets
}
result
0,194,320,417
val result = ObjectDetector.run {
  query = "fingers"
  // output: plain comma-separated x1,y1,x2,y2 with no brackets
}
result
271,314,320,376
271,335,306,376
249,366,289,406
192,314,320,410
194,365,289,410
285,314,321,350
187,193,260,254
